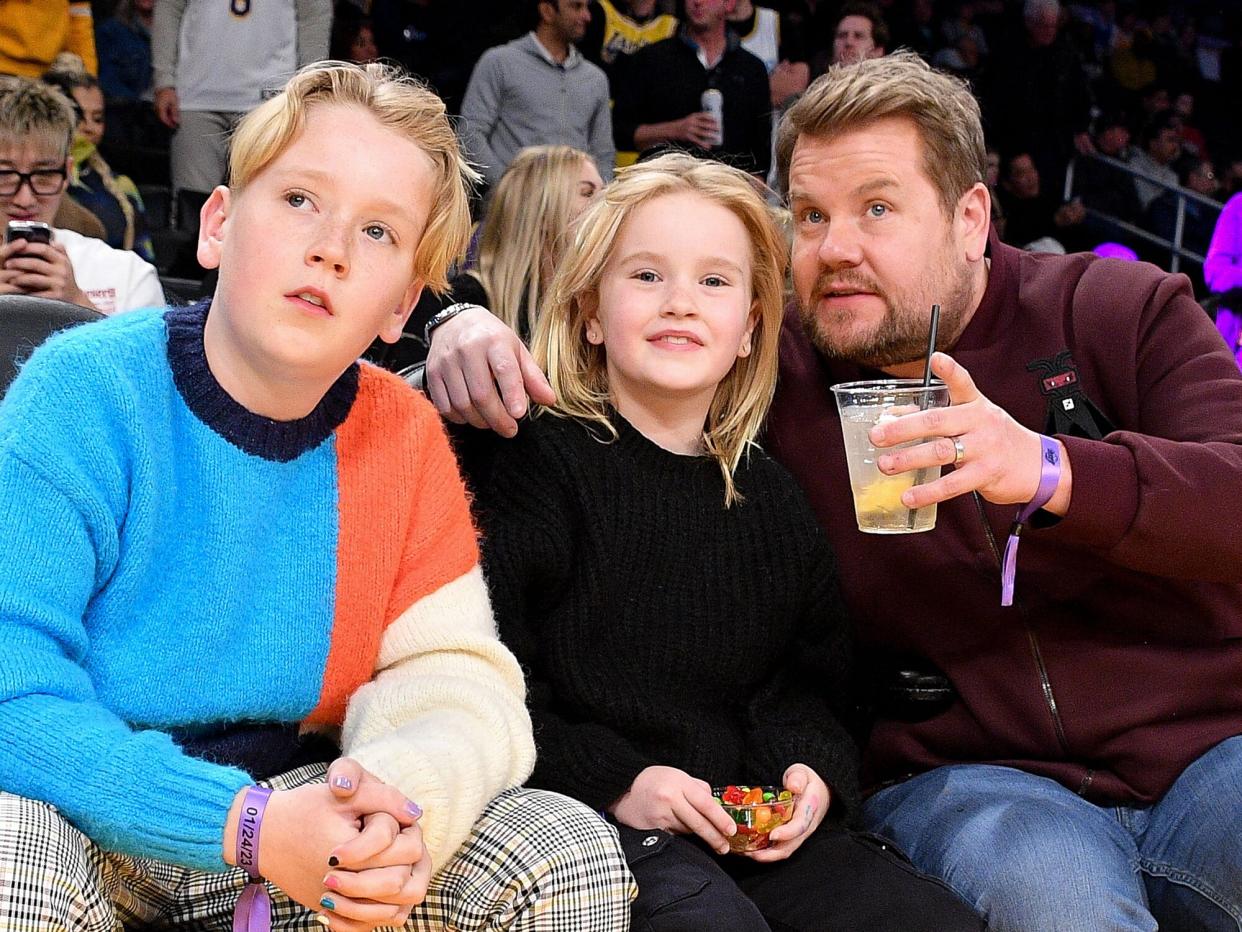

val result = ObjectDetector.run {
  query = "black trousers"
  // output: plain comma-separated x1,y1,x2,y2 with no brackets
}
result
617,822,986,932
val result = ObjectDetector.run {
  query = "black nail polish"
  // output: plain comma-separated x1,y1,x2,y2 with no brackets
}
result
327,856,339,867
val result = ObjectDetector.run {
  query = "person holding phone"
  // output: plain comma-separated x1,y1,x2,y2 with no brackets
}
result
0,75,162,314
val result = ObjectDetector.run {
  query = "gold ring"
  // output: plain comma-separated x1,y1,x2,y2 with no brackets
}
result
952,436,966,466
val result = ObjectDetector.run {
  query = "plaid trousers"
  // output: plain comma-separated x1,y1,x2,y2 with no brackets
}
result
0,764,635,931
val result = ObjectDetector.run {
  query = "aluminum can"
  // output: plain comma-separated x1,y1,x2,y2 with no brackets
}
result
700,88,724,148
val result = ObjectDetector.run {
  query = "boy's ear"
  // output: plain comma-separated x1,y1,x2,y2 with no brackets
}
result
378,278,425,345
197,185,232,270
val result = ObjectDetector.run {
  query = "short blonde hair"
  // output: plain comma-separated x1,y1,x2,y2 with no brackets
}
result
228,61,477,293
775,50,985,215
531,153,787,507
474,145,593,339
0,76,74,160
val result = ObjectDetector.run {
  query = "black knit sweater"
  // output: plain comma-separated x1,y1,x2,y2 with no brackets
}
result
476,410,860,823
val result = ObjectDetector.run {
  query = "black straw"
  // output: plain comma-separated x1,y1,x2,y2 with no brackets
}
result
922,304,941,388
906,304,941,529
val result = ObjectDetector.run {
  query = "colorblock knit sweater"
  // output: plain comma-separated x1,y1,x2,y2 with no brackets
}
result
0,302,534,871
476,412,861,823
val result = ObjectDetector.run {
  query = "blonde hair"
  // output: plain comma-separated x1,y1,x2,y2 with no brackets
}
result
775,50,985,215
474,145,593,339
0,76,74,161
228,61,477,294
532,153,787,507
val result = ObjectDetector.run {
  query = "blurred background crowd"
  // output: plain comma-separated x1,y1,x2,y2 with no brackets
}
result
3,0,1240,325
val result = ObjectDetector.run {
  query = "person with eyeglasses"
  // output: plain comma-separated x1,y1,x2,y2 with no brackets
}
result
0,76,162,315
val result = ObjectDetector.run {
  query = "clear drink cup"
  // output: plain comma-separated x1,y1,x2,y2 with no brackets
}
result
830,379,951,534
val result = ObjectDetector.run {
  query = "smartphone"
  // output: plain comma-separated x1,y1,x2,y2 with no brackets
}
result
5,220,52,247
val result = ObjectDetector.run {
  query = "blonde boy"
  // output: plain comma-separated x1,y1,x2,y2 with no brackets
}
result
0,62,632,930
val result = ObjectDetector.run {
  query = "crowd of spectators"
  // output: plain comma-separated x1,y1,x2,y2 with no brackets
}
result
2,0,1240,310
1,6,1241,928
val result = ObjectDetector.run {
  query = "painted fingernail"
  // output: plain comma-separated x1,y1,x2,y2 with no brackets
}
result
314,913,332,928
406,801,423,818
320,896,336,911
322,873,340,890
327,855,339,867
331,775,353,790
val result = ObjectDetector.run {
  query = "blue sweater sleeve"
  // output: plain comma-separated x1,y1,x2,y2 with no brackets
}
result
0,334,250,871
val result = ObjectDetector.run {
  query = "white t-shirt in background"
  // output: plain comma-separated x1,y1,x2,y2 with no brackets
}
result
57,227,165,315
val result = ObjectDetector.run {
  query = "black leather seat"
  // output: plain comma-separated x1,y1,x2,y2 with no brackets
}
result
0,295,103,396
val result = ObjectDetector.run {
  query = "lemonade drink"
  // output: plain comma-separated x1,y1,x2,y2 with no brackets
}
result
830,381,951,534
839,407,936,532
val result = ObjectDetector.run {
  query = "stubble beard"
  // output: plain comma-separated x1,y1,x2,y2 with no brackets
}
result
797,250,977,370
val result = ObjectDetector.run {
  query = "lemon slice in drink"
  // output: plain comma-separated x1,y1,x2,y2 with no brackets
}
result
854,473,915,515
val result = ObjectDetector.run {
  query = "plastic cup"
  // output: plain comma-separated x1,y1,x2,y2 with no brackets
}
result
712,786,800,853
830,379,951,534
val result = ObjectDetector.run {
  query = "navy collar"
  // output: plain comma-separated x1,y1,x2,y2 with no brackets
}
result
165,300,359,462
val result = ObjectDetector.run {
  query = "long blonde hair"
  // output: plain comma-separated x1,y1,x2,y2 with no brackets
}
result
474,145,593,338
531,153,787,507
229,61,477,294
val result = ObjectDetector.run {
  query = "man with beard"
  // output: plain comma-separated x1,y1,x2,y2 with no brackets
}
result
767,51,1242,931
418,51,1242,932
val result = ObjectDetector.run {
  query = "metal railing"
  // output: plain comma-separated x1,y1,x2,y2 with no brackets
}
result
1063,151,1222,275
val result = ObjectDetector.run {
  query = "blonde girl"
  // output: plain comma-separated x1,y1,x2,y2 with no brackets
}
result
474,153,966,930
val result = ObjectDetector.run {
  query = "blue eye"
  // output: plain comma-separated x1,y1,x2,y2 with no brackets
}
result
703,275,727,287
364,224,390,242
867,203,888,218
803,208,824,224
636,270,658,282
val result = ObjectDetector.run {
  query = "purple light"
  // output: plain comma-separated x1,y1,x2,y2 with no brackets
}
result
1094,242,1139,261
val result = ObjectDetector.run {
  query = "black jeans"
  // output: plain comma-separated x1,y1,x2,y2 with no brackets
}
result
616,822,986,932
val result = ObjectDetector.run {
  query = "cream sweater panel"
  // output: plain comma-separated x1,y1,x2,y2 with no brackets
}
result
341,565,536,872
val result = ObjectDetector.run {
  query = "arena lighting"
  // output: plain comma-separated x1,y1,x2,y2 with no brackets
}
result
1094,241,1140,261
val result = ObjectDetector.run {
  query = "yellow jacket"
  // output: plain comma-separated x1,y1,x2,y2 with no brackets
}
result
0,1,97,77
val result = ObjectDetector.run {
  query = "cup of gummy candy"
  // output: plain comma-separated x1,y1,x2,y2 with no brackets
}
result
712,785,799,853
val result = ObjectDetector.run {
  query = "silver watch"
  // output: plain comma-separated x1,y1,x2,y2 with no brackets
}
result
423,302,482,345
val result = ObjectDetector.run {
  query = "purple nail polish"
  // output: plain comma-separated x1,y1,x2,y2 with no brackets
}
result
406,801,423,818
331,775,353,790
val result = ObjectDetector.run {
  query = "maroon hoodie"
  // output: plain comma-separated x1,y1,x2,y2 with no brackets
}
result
767,237,1242,805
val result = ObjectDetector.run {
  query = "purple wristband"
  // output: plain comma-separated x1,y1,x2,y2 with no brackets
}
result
233,785,273,932
1000,435,1062,607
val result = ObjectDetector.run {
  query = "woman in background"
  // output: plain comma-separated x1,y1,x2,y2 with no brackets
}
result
457,144,604,341
43,67,155,263
391,145,604,376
